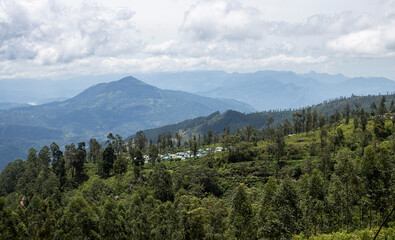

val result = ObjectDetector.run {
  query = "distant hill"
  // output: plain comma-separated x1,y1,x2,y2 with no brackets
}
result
136,94,395,142
0,76,254,170
135,71,395,110
0,102,30,110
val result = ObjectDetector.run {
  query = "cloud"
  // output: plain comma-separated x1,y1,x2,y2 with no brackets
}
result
0,0,140,64
275,12,377,36
327,14,395,56
144,40,178,55
180,0,266,41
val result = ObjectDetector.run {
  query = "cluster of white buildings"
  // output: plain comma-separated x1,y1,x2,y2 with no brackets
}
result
143,146,224,163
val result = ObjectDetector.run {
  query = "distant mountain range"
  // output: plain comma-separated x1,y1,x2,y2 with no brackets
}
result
0,76,253,170
135,71,395,110
135,94,395,142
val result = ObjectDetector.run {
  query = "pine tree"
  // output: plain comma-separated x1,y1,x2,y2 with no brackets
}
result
229,184,255,239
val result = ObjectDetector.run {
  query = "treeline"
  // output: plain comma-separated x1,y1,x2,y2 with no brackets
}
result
0,96,394,239
139,94,395,143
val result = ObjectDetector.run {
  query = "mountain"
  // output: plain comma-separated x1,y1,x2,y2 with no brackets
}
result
136,94,395,142
0,76,254,170
134,70,395,110
0,102,30,110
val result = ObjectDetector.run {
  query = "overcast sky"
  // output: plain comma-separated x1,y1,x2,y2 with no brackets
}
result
0,0,395,80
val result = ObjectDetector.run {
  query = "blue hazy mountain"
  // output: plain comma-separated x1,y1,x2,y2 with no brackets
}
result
134,70,395,110
0,76,254,170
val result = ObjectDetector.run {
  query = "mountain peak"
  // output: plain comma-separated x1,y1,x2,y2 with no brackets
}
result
115,76,147,86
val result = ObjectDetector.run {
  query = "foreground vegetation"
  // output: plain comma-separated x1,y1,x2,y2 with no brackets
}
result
0,96,395,239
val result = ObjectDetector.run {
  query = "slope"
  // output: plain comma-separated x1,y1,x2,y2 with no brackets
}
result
0,76,254,170
137,94,395,142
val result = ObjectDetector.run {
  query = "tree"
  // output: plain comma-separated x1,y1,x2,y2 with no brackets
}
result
113,154,128,175
16,148,40,197
293,112,303,133
283,119,292,136
229,184,255,239
343,103,351,124
54,196,100,239
306,107,313,132
114,134,126,155
370,102,377,116
373,115,390,140
376,96,387,116
152,163,174,202
135,131,147,151
360,109,368,132
361,146,383,228
273,177,301,238
38,146,51,168
74,142,87,183
175,132,182,149
149,201,182,240
88,138,101,163
133,149,144,178
0,197,28,239
305,170,327,235
100,196,126,239
334,149,358,229
148,144,159,165
177,195,207,240
101,146,116,177
50,142,66,189
0,159,26,195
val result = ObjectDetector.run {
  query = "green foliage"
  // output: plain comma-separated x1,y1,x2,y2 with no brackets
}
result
113,154,128,175
151,163,174,202
100,146,116,177
1,108,395,239
229,184,255,239
54,195,100,239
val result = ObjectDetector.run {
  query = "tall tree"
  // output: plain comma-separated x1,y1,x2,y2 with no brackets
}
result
148,144,159,165
376,96,387,116
135,131,147,151
132,149,144,178
88,138,101,163
273,177,301,238
229,184,255,239
50,142,65,189
101,146,116,178
152,163,174,202
343,103,351,124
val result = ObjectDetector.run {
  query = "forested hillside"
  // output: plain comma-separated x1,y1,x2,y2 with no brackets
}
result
138,94,395,143
1,96,394,239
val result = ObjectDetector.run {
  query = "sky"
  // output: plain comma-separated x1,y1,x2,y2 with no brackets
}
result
0,0,395,80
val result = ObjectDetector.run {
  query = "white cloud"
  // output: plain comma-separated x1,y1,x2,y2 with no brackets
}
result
0,0,394,80
144,40,178,55
275,12,377,36
180,0,266,41
327,15,395,56
0,0,140,64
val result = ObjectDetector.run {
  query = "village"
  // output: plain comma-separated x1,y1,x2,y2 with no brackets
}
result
143,146,224,163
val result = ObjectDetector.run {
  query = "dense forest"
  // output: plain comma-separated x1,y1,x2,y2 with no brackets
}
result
1,96,395,239
138,94,395,143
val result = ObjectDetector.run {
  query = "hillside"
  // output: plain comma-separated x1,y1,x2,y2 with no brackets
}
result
0,76,254,171
137,94,395,142
135,70,395,110
0,101,394,239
